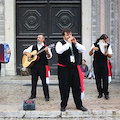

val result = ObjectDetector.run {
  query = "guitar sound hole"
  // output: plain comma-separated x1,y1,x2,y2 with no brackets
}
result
28,55,34,62
31,55,34,58
28,58,32,62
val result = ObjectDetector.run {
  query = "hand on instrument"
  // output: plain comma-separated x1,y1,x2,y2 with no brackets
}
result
45,47,51,58
44,47,49,52
67,37,72,43
71,37,77,44
27,53,32,58
104,52,111,58
92,47,99,51
104,53,108,56
7,49,11,54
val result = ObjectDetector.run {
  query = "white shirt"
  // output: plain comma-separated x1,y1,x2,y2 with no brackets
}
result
23,43,52,59
89,42,112,55
55,40,86,54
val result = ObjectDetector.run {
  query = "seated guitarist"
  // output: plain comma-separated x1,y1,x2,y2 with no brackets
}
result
23,35,52,101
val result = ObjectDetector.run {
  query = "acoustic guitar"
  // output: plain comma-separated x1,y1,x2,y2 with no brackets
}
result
22,43,55,68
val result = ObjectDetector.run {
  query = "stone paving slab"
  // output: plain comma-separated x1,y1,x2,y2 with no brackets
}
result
0,75,120,119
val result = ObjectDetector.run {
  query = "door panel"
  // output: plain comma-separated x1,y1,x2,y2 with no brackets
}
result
49,4,81,37
17,4,48,36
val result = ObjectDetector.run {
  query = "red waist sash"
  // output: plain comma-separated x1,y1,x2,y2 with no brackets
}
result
58,63,84,93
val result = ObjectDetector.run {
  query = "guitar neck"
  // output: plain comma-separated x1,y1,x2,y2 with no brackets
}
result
36,48,45,55
34,43,54,56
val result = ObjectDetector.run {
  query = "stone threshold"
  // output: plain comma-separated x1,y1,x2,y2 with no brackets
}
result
0,110,120,118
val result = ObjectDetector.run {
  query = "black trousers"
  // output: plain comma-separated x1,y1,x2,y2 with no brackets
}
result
93,61,109,95
31,64,49,98
58,66,82,108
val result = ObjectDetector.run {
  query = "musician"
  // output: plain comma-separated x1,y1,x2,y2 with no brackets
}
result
89,34,112,99
23,35,52,101
0,46,11,75
55,28,87,112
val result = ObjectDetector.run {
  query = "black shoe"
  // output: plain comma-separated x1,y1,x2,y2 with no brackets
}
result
98,94,103,98
77,106,88,111
60,107,66,112
45,97,49,101
29,96,36,99
105,94,109,99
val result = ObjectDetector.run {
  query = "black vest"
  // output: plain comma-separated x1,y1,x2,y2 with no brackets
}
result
32,44,48,65
58,40,80,67
94,42,109,63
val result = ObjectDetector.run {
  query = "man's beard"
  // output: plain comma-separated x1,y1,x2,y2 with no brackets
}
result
37,41,40,44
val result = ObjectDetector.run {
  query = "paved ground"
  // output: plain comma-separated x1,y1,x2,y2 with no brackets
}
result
0,75,120,120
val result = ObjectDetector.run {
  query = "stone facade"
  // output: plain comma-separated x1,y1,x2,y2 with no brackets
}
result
91,0,120,78
0,0,120,79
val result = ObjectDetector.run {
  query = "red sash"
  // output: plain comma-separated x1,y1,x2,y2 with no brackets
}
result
77,65,84,93
58,63,84,99
107,59,112,83
45,65,50,84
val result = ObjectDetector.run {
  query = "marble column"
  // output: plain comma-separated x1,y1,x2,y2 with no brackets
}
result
4,0,16,75
82,0,92,66
100,0,105,34
105,0,119,79
0,0,5,76
119,0,120,78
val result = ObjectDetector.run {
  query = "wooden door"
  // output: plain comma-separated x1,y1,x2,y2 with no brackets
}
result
16,0,81,74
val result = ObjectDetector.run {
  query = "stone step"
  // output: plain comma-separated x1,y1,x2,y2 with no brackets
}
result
0,110,120,118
